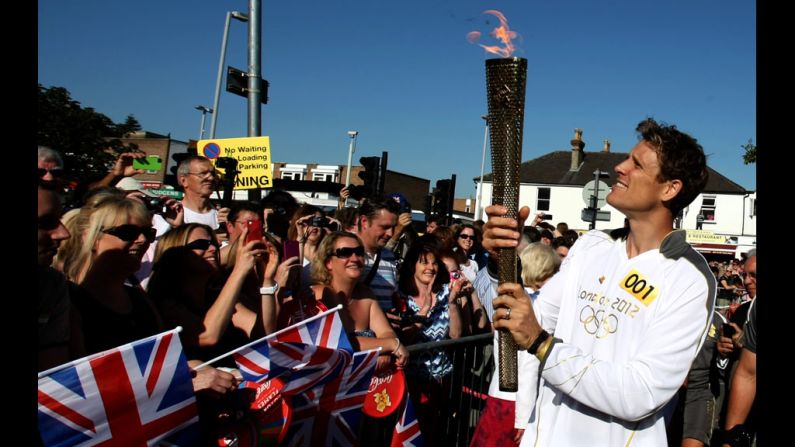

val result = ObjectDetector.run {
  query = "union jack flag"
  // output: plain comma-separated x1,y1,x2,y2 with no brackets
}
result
391,392,423,447
284,349,380,447
233,306,353,390
37,329,198,447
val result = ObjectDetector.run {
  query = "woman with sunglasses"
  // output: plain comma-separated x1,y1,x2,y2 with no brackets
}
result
61,196,162,357
453,224,486,281
148,223,279,364
280,231,409,371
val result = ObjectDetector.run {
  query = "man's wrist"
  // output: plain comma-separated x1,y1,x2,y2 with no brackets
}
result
526,330,550,355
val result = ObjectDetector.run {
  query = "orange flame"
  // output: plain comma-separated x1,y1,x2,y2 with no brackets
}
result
468,10,518,58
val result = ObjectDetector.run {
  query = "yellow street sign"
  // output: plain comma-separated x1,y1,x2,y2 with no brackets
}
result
197,136,272,190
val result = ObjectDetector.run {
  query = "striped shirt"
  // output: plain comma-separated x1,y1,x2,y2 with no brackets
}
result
361,247,399,312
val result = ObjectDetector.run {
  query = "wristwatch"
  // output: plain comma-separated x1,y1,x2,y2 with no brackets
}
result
260,283,279,295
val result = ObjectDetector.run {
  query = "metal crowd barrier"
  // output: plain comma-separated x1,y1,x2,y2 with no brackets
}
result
406,332,494,447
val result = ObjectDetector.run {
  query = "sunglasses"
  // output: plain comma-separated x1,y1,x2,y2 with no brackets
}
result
102,224,156,243
38,168,65,179
332,246,365,259
185,239,218,251
458,234,475,240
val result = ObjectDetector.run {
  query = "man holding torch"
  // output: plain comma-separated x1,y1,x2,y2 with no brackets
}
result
484,118,714,446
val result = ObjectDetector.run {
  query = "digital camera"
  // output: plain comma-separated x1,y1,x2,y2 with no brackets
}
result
310,216,328,228
215,157,238,171
398,312,428,326
145,197,164,213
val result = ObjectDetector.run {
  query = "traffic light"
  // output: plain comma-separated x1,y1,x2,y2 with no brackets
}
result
433,179,451,218
164,152,192,189
357,156,381,199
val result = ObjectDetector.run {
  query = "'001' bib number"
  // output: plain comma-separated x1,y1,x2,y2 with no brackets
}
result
620,269,659,306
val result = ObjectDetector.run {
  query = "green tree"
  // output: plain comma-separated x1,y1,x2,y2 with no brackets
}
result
37,84,140,184
741,138,756,165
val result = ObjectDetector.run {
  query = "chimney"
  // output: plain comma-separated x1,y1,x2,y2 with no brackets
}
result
570,128,585,171
602,139,611,153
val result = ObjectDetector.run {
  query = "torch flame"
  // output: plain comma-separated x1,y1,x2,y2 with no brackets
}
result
468,9,518,58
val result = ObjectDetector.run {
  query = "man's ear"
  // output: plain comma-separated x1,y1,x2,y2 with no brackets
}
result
178,174,188,189
661,179,682,202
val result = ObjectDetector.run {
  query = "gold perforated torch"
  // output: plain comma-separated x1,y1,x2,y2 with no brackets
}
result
471,9,527,392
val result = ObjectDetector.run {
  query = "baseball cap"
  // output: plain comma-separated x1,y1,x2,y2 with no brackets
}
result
116,177,157,197
388,192,411,212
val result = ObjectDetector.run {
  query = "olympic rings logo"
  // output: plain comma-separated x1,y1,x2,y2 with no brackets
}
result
579,305,618,339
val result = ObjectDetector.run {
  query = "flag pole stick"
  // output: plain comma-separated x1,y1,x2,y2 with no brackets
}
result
192,305,343,371
38,327,183,379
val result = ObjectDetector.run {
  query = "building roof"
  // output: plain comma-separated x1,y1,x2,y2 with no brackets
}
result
480,151,747,194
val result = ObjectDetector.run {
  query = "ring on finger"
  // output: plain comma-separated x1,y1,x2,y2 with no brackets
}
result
505,307,512,320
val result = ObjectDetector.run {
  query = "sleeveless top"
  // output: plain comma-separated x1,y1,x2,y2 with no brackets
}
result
69,282,161,356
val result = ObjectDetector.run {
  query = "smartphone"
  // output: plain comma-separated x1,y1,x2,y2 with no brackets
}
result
246,219,263,244
132,155,163,171
283,240,300,260
541,214,554,220
722,323,736,338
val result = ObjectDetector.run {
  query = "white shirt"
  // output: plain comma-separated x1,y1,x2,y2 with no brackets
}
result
182,204,219,230
517,230,715,447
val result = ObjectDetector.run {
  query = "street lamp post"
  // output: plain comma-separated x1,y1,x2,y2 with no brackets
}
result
475,115,489,221
196,105,213,140
209,10,249,139
345,131,359,187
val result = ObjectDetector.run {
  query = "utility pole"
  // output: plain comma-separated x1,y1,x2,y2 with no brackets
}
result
246,0,262,202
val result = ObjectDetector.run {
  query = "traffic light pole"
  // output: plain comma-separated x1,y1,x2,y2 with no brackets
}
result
448,174,457,224
377,151,388,197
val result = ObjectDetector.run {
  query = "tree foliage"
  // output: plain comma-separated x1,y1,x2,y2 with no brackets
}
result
37,84,141,184
741,138,756,165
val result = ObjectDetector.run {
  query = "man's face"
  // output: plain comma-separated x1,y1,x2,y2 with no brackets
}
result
227,210,259,241
426,221,438,234
743,256,756,298
607,141,673,216
38,188,70,266
179,160,216,198
38,159,64,185
358,209,397,252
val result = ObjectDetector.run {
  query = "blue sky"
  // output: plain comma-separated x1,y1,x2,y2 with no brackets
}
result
39,0,756,197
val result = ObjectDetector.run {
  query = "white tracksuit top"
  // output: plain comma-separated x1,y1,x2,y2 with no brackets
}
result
516,229,715,447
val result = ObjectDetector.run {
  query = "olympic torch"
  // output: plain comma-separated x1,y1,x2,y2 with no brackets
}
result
487,56,526,392
471,10,527,392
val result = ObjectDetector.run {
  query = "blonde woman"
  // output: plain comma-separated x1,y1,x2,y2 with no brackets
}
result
279,231,409,371
64,196,162,357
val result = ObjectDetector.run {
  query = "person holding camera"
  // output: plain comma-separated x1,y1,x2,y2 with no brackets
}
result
385,192,418,264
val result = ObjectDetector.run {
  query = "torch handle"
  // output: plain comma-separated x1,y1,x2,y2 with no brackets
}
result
486,57,527,392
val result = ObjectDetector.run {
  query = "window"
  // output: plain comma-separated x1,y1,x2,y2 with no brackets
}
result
312,173,335,182
699,196,716,222
537,187,550,211
281,171,303,180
